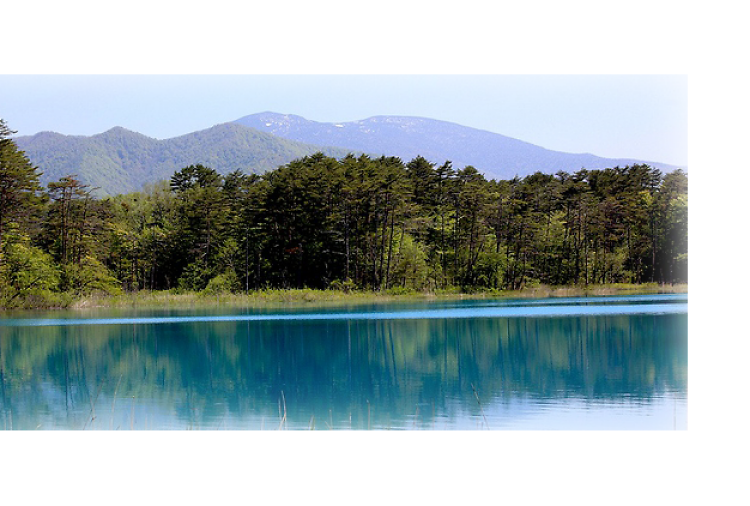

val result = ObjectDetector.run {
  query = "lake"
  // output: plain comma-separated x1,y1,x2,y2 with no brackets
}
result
0,293,687,430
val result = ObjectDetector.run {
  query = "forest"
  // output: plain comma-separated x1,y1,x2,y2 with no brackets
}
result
0,119,688,308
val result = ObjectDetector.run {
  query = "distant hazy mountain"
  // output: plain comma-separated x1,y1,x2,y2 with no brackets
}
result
235,112,681,180
15,123,356,196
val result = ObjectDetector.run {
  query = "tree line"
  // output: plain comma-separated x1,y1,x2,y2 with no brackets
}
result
1,119,687,307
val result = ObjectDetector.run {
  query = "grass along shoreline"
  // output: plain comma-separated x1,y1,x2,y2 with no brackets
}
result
66,283,687,311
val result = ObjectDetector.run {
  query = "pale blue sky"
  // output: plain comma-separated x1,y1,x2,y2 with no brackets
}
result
0,74,687,167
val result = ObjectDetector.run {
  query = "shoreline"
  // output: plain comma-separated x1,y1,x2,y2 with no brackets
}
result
57,282,688,311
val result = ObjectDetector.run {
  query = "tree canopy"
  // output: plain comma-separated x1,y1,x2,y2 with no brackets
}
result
0,118,688,308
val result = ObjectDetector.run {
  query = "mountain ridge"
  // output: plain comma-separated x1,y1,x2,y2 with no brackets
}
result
234,112,681,180
14,122,358,195
14,113,683,196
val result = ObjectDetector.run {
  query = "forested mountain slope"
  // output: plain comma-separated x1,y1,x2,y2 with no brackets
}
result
15,123,356,195
16,112,682,196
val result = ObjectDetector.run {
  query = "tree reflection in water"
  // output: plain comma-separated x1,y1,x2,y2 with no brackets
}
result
0,312,687,429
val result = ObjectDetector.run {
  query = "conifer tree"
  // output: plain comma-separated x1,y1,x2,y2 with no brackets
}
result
0,119,44,264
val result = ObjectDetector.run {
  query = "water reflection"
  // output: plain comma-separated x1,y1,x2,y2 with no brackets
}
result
0,301,687,430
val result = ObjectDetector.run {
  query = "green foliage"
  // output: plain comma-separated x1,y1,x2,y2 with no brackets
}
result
0,233,61,307
0,123,689,308
385,285,418,296
61,255,121,296
329,278,357,293
202,269,240,295
473,250,506,289
15,123,357,196
178,261,212,292
0,119,44,263
390,233,429,291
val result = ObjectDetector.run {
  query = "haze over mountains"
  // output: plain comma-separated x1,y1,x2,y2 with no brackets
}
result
15,112,682,196
236,112,680,179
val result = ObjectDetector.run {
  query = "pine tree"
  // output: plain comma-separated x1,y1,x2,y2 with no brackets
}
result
0,119,44,265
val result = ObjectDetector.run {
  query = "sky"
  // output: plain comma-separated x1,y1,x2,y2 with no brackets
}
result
0,74,687,167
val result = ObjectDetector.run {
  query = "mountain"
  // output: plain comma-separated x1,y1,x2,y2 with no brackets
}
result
15,113,682,196
14,123,357,196
235,112,682,180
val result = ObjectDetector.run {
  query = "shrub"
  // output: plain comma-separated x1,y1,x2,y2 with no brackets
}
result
202,269,239,294
329,278,357,293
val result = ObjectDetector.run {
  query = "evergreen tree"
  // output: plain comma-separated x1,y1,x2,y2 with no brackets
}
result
0,119,44,264
170,165,229,290
1,132,689,307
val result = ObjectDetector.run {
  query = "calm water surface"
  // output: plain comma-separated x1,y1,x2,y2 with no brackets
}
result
0,294,687,430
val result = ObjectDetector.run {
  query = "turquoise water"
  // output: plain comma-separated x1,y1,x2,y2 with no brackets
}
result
0,294,687,429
